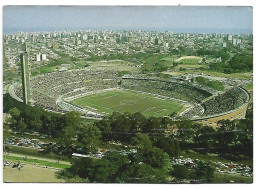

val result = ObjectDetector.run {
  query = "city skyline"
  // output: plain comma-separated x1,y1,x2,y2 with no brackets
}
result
3,6,253,34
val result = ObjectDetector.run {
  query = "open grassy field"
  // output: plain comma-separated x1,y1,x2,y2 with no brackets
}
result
70,89,184,117
3,164,64,183
175,56,202,64
4,155,70,169
245,82,253,91
4,145,73,163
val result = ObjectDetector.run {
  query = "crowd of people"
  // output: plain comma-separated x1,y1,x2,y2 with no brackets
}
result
121,78,212,103
180,104,204,118
14,69,118,113
201,87,249,117
180,87,249,118
30,69,118,98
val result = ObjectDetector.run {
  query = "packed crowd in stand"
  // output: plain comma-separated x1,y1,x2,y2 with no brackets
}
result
191,83,219,94
31,90,63,112
201,87,249,117
180,104,204,118
181,87,249,118
30,69,118,98
121,78,212,103
14,69,118,113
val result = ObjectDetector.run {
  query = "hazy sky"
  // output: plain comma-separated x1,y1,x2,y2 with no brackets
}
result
3,6,253,33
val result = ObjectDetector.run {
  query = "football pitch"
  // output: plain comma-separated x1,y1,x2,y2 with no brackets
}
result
69,89,184,117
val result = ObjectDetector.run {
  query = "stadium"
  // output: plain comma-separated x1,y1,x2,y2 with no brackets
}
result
9,67,250,126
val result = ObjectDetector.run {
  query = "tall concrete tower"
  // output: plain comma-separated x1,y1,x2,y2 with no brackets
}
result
21,43,31,105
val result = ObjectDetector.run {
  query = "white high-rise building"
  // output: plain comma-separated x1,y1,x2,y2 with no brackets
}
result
228,34,233,41
82,34,88,41
36,54,41,62
41,54,47,60
233,39,237,45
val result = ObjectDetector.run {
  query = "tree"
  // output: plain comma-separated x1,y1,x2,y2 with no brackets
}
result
233,118,253,158
8,107,21,130
130,134,153,155
22,106,44,131
155,136,180,157
92,159,111,182
176,119,195,141
94,152,130,183
143,117,166,141
143,147,171,169
16,121,27,132
77,125,101,153
9,107,21,121
95,117,112,142
119,163,169,183
215,120,238,157
56,111,81,147
67,157,95,179
58,125,77,147
60,111,81,130
193,126,216,154
129,112,147,134
171,165,190,181
192,161,215,182
108,112,132,143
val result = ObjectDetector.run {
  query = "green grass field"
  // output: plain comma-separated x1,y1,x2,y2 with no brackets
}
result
70,89,184,117
245,82,253,91
175,56,202,64
4,155,70,169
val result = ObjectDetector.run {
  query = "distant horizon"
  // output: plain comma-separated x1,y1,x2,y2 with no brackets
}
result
3,26,253,35
3,6,253,35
